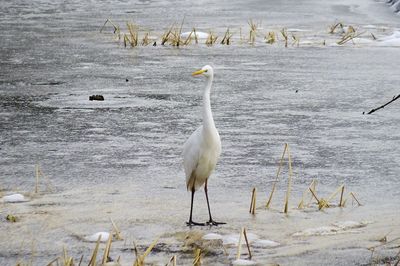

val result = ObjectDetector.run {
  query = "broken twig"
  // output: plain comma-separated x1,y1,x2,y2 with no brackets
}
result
367,94,400,114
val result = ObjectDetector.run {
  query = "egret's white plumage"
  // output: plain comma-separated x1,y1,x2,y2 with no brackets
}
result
183,65,224,226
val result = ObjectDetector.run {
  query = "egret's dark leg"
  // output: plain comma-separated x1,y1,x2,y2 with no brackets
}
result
186,188,205,226
204,179,226,226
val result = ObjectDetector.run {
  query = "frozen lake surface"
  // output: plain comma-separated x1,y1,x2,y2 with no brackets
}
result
0,0,400,265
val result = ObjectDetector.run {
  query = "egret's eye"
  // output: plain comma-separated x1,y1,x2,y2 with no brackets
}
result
204,69,208,72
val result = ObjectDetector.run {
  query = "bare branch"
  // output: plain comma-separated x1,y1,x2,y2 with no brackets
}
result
367,94,400,114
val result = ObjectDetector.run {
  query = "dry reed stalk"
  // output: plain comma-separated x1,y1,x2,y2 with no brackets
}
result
110,218,123,240
337,31,364,45
205,31,218,46
142,238,159,259
326,184,344,204
102,232,113,265
177,18,185,46
193,28,199,44
169,31,180,46
291,34,300,47
243,228,252,259
266,143,288,208
377,231,391,244
248,20,257,44
58,247,74,266
221,28,232,45
183,29,194,45
78,255,83,266
309,187,320,205
132,240,139,262
339,185,345,207
65,258,73,266
309,187,329,210
310,180,317,198
337,26,364,45
283,143,293,213
329,22,344,34
236,228,244,260
249,188,257,214
318,199,329,210
100,19,120,34
123,34,128,47
134,237,159,266
265,183,277,209
88,235,102,266
280,28,288,47
169,18,185,47
265,32,276,44
161,24,175,45
193,248,202,266
141,32,151,46
126,22,139,47
298,198,304,209
298,188,307,209
165,255,177,266
350,192,362,206
298,180,317,209
347,25,355,34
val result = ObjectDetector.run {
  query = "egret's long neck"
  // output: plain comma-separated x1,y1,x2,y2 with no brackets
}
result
202,76,215,131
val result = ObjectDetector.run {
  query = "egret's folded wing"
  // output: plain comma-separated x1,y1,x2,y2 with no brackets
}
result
182,126,203,186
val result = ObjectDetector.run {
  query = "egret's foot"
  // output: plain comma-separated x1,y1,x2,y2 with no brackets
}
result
207,220,226,226
186,220,206,226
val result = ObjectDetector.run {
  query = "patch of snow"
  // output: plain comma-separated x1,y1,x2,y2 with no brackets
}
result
84,232,110,242
222,233,259,246
180,31,209,39
2,193,28,203
202,233,223,240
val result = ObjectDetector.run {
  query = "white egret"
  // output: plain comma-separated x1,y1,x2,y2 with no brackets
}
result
183,65,225,226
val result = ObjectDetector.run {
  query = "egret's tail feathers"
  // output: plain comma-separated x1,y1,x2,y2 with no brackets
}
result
186,173,197,192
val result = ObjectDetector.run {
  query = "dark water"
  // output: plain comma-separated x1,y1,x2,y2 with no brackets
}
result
0,0,399,265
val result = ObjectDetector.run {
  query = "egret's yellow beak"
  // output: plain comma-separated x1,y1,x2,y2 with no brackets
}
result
192,69,206,76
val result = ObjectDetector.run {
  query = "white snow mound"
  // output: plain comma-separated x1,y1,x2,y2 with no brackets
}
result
2,193,28,203
84,232,111,242
180,31,209,39
202,233,223,240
